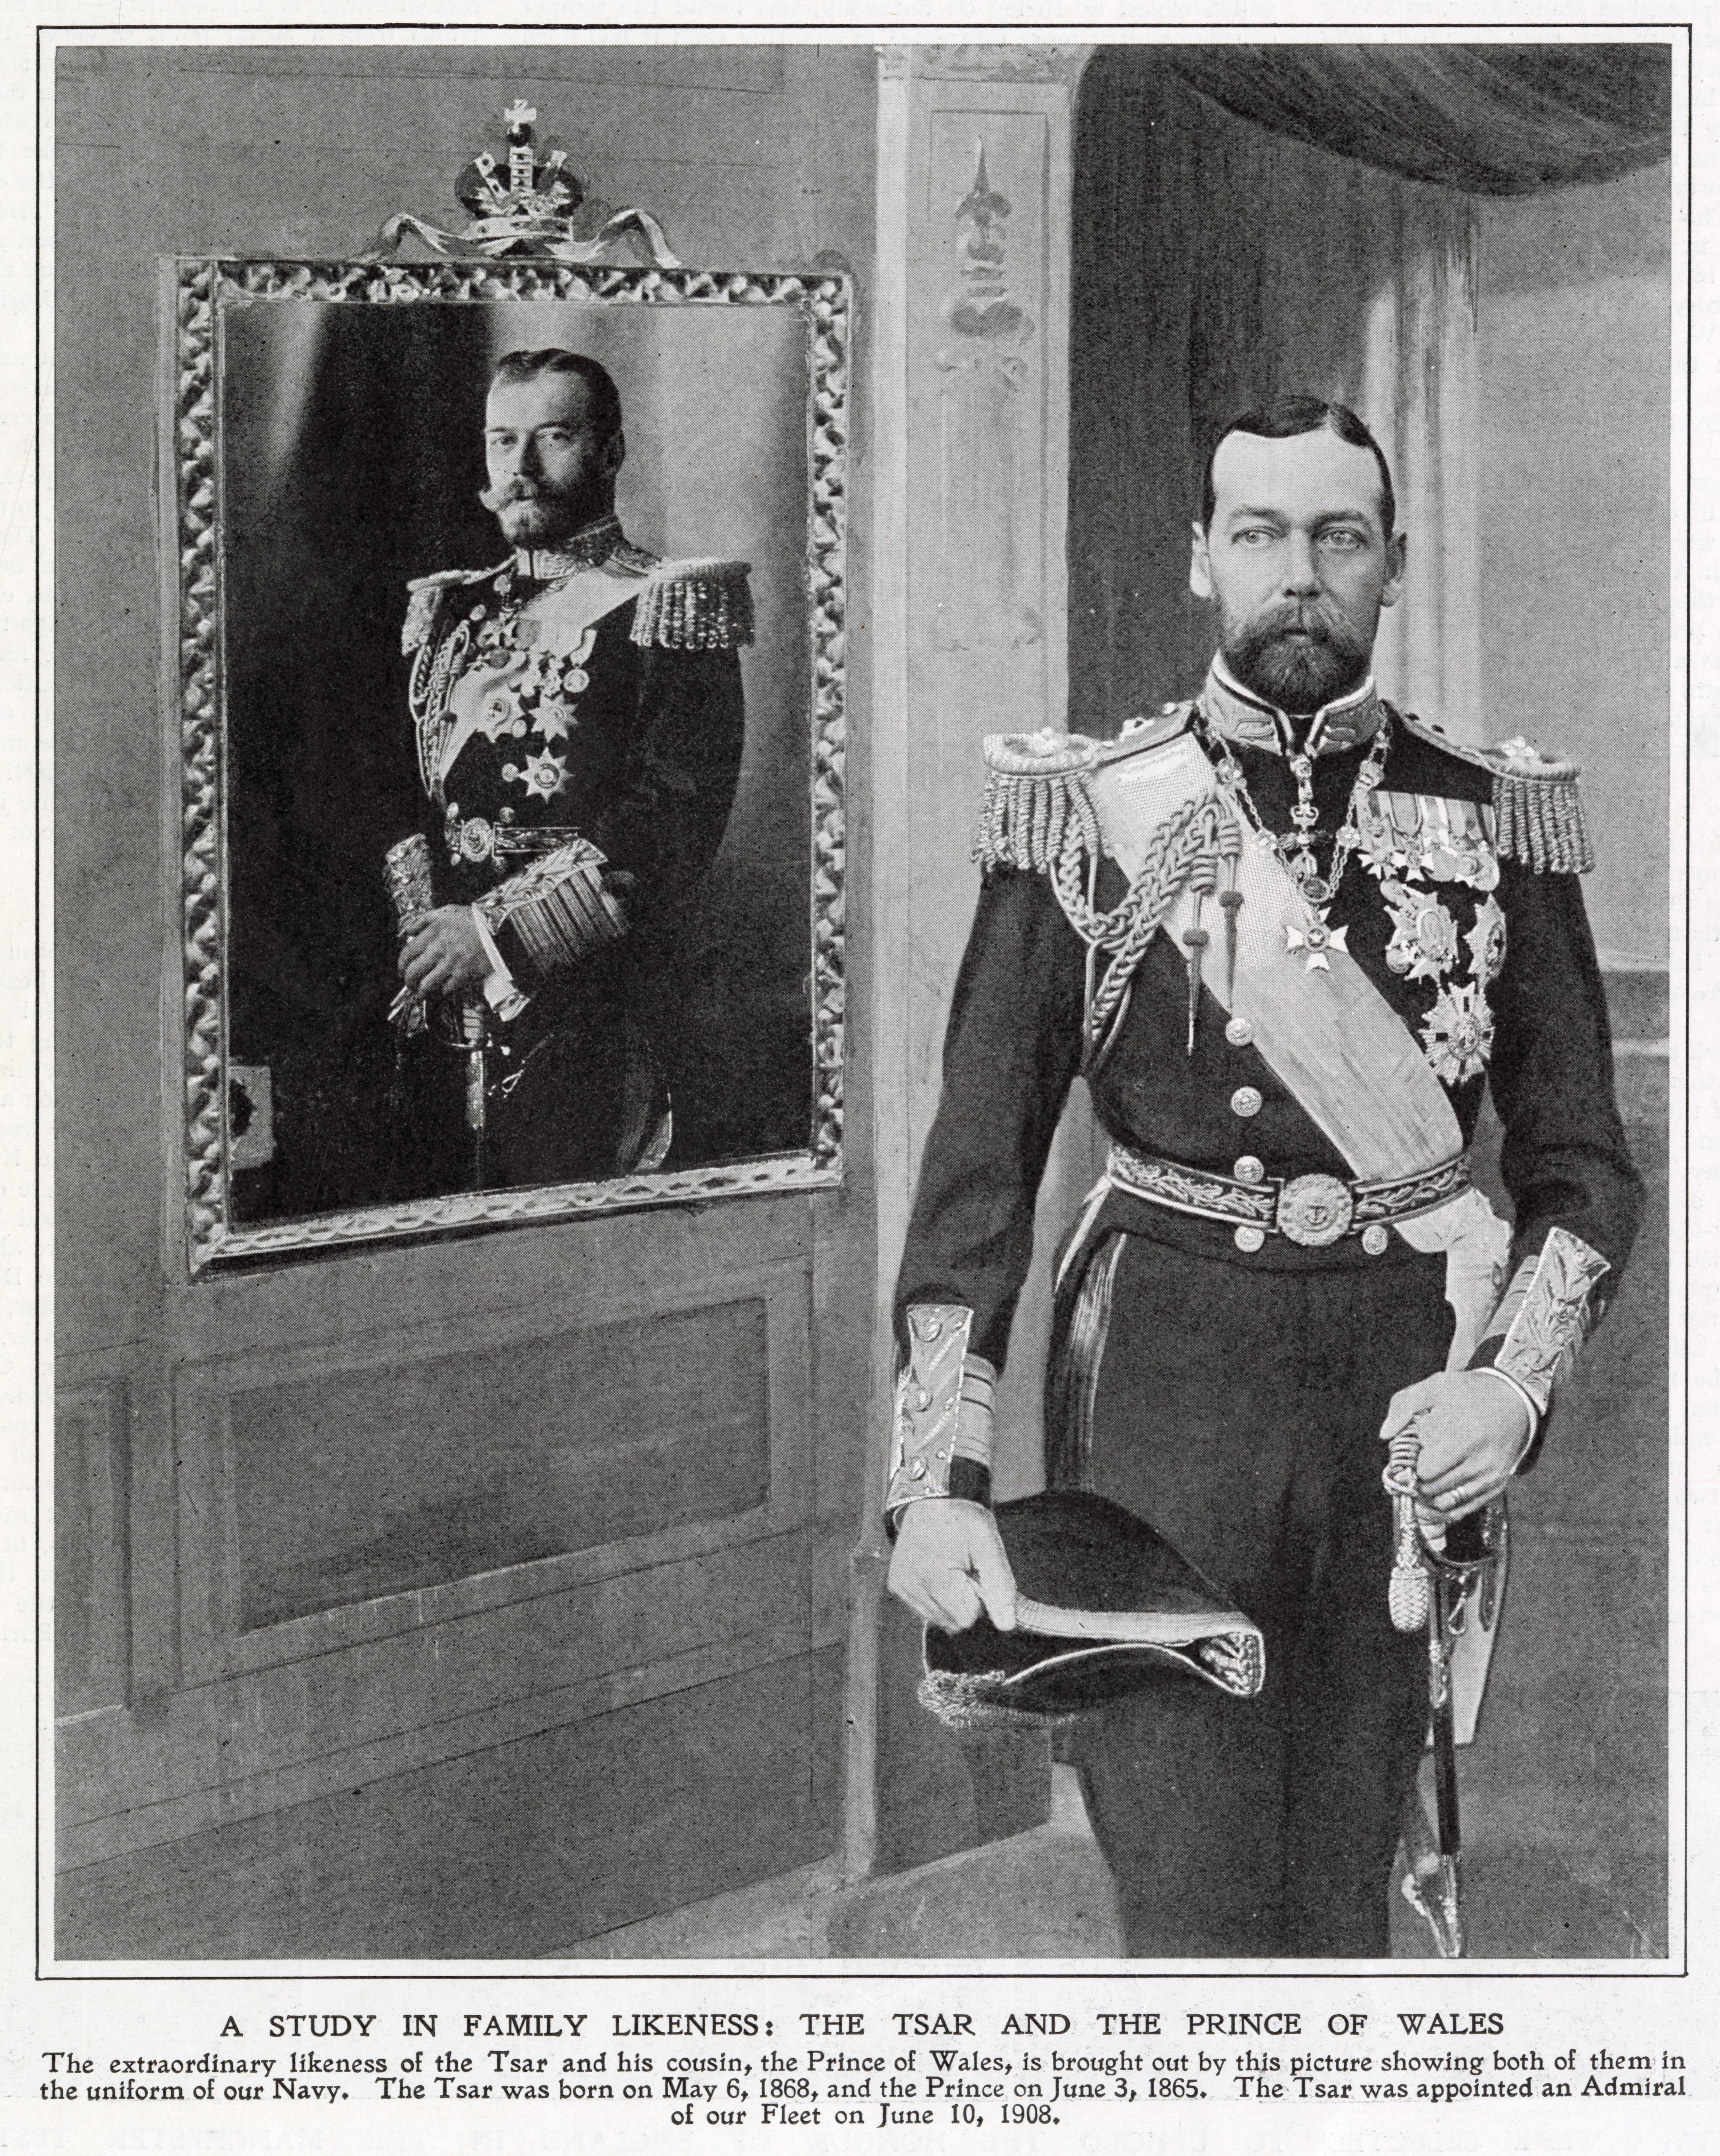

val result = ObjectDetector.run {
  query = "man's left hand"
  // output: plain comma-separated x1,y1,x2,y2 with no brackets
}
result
399,906,490,999
1379,1369,1534,1522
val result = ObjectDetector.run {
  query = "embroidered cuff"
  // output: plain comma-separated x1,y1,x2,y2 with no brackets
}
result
1468,1225,1611,1423
886,1305,996,1517
470,906,530,1022
484,837,629,981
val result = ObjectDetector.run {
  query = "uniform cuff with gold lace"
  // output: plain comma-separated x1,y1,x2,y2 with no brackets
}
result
1466,1224,1611,1468
886,1304,997,1524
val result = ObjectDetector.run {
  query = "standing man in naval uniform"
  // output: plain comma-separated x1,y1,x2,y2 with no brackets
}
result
388,347,749,1190
885,397,1641,1956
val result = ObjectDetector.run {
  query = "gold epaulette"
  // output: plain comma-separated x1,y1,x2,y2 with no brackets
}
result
401,563,508,656
974,729,1102,872
1483,737,1593,874
974,705,1194,874
1397,713,1593,873
630,557,754,651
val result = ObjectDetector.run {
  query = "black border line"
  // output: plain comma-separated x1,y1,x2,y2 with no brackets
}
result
36,15,1695,1989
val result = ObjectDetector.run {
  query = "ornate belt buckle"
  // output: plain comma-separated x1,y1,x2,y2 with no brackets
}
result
457,816,495,865
1276,1172,1355,1247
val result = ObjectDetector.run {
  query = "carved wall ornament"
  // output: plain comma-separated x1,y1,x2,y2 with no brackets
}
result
364,99,682,267
935,142,1039,652
917,44,1095,85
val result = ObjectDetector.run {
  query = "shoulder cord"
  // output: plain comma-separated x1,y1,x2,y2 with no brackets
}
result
408,616,472,799
1050,791,1234,1066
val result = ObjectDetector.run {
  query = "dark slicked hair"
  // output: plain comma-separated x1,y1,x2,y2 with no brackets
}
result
1200,396,1395,539
489,348,623,443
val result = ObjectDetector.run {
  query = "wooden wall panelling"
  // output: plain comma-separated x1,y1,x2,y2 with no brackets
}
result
860,46,1091,1879
172,1257,812,1684
62,1258,815,1852
59,1647,844,1960
60,1526,830,1871
58,42,878,1950
53,1380,130,1718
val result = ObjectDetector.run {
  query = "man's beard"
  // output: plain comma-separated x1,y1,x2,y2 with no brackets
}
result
1221,600,1373,713
480,478,601,549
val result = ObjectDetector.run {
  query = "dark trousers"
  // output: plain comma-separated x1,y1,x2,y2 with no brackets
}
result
1064,1229,1452,1956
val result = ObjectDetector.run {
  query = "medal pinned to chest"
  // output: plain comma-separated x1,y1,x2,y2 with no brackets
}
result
1352,789,1508,1088
446,617,598,802
430,562,637,807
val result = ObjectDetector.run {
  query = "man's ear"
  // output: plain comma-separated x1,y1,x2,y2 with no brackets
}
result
604,428,626,480
1189,521,1214,601
1379,530,1407,610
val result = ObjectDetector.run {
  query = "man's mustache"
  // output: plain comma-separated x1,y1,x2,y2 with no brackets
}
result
479,478,563,513
1249,602,1345,646
1233,600,1369,661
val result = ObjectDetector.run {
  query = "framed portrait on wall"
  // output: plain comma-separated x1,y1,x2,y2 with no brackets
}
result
168,258,849,1267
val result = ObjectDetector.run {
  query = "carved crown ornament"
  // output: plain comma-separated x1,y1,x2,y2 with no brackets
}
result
363,99,681,267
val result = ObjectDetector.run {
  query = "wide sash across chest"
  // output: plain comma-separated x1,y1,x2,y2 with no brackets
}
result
1086,736,1466,1183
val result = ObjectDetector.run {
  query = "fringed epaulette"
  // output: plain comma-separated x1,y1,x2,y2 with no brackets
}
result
1484,737,1593,874
974,729,1102,872
630,557,754,651
1396,713,1592,873
401,563,507,656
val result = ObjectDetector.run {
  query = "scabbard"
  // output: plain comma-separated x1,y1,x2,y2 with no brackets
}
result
1432,1680,1461,1867
1429,1578,1466,1958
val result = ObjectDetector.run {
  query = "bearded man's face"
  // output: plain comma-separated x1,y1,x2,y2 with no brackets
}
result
481,372,620,549
1189,427,1405,713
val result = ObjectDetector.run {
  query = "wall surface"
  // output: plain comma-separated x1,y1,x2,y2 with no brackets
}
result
55,40,878,1957
1476,165,1672,964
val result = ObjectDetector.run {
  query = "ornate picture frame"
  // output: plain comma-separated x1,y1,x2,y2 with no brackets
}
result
169,258,848,1269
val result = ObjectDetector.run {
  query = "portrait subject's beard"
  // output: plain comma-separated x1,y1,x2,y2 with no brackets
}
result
1221,599,1374,714
480,477,602,549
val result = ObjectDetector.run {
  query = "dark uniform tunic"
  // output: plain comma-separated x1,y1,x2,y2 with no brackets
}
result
893,666,1641,1957
388,521,749,1192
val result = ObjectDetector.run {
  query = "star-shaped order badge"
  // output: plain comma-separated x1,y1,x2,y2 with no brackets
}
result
513,747,569,800
1381,880,1460,982
1465,894,1507,987
1285,909,1349,973
1420,979,1495,1085
533,697,578,745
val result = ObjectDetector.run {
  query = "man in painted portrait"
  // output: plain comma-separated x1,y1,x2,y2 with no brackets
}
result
884,397,1642,1957
386,347,751,1192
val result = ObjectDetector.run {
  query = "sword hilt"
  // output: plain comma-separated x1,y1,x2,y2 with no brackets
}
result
1383,1427,1431,1632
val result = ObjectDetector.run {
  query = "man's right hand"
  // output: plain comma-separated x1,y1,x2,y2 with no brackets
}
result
886,1498,1017,1633
398,905,491,999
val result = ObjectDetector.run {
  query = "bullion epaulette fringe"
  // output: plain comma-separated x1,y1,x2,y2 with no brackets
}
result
401,563,509,656
630,557,755,651
1394,711,1593,874
402,563,506,654
1485,739,1593,875
974,730,1102,872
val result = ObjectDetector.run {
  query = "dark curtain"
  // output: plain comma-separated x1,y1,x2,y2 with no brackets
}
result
1163,44,1672,196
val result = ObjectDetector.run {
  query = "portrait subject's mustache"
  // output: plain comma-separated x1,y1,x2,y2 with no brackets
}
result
478,478,549,513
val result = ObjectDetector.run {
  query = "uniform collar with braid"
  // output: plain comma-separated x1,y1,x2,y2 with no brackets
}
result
1201,653,1384,758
